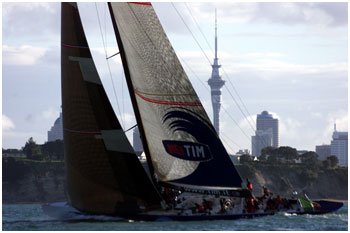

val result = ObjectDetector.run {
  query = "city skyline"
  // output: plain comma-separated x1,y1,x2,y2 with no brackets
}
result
3,2,348,153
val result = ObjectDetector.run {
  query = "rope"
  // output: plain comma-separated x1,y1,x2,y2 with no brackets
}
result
94,3,125,128
175,3,270,149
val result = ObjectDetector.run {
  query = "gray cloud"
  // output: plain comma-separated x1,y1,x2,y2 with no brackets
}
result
316,2,348,27
3,3,60,42
153,3,193,34
251,2,348,27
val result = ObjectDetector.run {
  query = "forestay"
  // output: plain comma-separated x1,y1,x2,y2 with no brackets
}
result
108,2,243,192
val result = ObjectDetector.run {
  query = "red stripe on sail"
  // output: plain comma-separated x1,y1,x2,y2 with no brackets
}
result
134,90,202,107
62,43,89,50
129,2,152,6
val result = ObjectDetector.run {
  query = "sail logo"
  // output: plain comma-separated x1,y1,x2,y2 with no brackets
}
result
162,140,212,162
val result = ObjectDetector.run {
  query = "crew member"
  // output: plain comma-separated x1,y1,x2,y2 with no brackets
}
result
246,178,253,191
263,186,270,198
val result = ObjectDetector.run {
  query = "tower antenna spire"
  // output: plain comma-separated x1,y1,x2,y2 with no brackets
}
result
215,8,217,59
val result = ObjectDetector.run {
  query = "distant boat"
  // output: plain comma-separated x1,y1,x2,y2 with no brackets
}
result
50,2,343,221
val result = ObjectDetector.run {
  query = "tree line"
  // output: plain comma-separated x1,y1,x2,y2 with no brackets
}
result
3,137,64,161
239,146,339,170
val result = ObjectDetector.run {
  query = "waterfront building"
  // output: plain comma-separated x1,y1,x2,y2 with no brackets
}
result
252,128,273,157
256,110,280,148
297,150,309,156
330,124,348,167
235,149,250,156
315,144,331,161
208,10,225,136
133,127,143,153
47,113,63,142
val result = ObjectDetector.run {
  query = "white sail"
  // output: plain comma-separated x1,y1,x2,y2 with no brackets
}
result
109,2,242,191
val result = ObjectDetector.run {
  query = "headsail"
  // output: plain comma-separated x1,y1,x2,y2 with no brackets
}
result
61,2,161,215
108,2,243,193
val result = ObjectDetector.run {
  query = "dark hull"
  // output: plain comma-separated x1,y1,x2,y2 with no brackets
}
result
132,212,273,222
43,199,343,222
132,199,343,221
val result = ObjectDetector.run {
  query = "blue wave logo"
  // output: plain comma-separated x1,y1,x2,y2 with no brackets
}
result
161,107,243,187
162,107,217,162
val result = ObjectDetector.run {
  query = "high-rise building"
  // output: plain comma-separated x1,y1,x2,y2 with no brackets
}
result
208,10,225,136
256,111,280,148
330,124,348,167
133,127,143,153
47,112,63,142
315,144,331,161
252,128,273,157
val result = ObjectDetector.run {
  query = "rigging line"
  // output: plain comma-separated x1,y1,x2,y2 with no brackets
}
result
173,6,255,148
220,103,253,144
184,4,258,137
178,56,210,92
179,55,250,148
121,67,125,130
224,85,258,137
184,3,214,56
220,136,237,155
171,3,212,65
180,55,244,150
95,3,125,128
175,4,268,149
126,4,190,88
221,66,257,132
221,68,269,148
220,132,241,151
179,4,258,130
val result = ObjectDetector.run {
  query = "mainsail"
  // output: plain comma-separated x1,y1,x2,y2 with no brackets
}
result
109,2,243,194
61,2,161,215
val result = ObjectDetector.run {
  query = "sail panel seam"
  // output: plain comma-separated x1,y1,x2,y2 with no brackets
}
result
64,128,100,135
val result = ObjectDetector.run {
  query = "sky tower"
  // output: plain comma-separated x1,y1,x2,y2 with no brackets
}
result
208,9,225,136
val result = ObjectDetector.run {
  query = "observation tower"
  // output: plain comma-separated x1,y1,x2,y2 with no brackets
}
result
208,10,225,136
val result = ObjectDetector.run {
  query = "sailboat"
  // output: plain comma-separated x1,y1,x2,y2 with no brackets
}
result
44,2,342,221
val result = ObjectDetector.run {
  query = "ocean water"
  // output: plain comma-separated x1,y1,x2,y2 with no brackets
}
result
2,203,347,231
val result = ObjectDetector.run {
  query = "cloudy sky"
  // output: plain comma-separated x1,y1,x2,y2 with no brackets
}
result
2,2,348,154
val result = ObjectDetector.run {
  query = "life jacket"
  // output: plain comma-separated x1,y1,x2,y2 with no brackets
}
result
248,183,253,191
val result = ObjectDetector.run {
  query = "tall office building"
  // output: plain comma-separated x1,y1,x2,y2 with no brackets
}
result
47,112,63,142
256,111,280,148
133,127,143,153
330,124,348,167
208,10,225,136
252,128,273,157
315,144,331,161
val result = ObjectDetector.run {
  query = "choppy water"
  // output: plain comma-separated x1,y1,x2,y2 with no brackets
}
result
2,203,348,231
